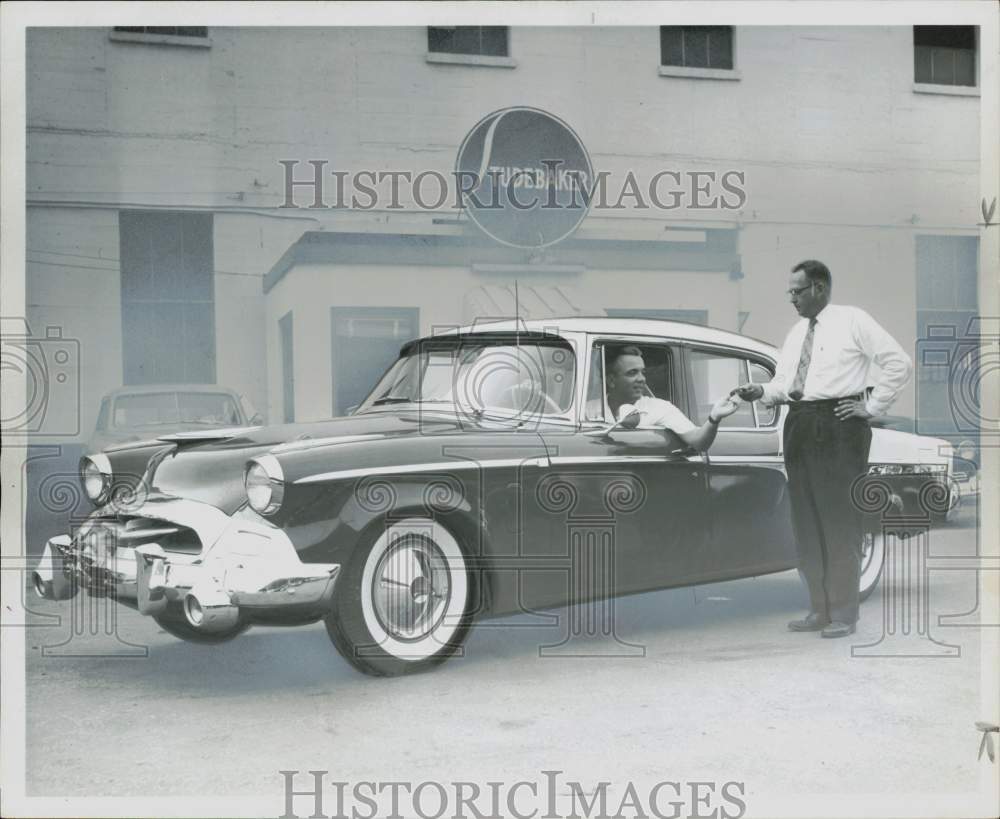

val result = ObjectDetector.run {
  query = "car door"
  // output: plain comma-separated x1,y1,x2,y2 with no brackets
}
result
529,336,710,605
682,344,796,579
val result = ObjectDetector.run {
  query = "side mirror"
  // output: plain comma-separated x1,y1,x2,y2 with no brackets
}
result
249,412,264,425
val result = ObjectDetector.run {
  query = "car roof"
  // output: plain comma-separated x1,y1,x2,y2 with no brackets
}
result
101,384,241,400
430,316,779,359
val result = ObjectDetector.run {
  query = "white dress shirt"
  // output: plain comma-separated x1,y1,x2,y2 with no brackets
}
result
761,304,912,416
615,396,698,435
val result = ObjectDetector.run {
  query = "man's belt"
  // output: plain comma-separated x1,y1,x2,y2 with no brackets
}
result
787,393,864,412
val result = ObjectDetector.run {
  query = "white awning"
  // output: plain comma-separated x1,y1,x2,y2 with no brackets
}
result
462,283,600,324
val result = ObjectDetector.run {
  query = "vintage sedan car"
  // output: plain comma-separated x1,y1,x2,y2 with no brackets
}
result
33,318,956,676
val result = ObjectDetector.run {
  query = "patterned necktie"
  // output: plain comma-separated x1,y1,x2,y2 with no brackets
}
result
788,318,817,401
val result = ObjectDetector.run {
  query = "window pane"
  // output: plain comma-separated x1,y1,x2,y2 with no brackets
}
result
428,26,507,56
931,48,957,85
914,26,975,50
451,27,481,54
480,27,508,57
708,27,733,69
119,211,215,385
660,27,684,66
914,44,933,83
749,362,777,426
689,351,755,428
280,312,295,423
954,48,975,86
585,345,606,421
427,27,455,53
684,29,709,68
955,237,979,310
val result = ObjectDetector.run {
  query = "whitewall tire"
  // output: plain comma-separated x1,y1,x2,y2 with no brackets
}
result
325,518,475,676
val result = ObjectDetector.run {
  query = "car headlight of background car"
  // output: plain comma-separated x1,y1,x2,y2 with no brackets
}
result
79,453,113,505
245,455,285,516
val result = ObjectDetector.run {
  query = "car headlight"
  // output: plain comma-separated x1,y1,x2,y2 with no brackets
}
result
80,454,112,505
957,440,977,462
245,455,284,516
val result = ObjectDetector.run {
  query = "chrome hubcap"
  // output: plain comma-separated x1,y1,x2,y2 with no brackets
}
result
372,535,451,641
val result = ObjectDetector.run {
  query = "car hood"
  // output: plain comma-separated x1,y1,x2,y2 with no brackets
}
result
145,409,542,514
869,427,953,465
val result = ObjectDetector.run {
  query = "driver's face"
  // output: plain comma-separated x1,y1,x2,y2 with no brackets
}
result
609,354,646,404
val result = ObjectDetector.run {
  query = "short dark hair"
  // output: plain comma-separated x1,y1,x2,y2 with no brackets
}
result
792,259,832,288
608,345,642,370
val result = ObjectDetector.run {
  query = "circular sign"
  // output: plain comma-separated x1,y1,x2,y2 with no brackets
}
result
455,107,594,249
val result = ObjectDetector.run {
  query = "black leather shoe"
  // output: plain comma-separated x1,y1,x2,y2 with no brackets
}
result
788,613,829,632
821,621,857,638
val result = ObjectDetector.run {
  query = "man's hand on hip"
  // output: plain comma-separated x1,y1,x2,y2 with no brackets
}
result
834,397,872,421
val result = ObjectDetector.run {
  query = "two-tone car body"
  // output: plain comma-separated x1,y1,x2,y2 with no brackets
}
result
33,318,956,675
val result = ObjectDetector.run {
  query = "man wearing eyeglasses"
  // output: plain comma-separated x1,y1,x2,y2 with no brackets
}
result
733,260,912,638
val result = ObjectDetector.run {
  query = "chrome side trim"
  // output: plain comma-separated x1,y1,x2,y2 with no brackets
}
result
708,455,785,464
271,433,389,454
295,457,549,485
549,454,704,466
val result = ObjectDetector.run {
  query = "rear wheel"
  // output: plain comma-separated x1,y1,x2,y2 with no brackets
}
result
325,518,474,676
859,531,886,602
153,603,250,644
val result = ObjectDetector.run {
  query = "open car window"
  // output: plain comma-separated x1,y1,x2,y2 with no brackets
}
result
587,341,678,423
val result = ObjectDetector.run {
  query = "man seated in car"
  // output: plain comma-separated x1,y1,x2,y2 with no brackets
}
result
603,345,739,452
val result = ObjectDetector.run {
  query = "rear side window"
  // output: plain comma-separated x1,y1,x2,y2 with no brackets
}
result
688,348,777,428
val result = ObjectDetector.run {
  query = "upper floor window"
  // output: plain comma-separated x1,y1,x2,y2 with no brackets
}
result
660,26,734,71
428,26,509,57
914,26,976,87
114,26,208,38
110,27,211,47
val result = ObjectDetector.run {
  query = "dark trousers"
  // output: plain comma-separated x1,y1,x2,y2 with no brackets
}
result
783,399,872,624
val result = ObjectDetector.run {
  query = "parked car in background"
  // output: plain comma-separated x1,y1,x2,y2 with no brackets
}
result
866,387,976,513
37,319,956,676
86,384,263,454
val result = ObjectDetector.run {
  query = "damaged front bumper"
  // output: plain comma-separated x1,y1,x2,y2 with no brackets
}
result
33,500,340,635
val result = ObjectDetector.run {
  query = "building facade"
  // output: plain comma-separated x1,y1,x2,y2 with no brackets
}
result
26,25,981,453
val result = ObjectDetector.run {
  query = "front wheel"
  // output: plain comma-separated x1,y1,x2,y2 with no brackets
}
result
859,531,886,602
325,518,475,676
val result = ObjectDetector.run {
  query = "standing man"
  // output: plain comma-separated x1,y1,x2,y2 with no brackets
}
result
735,260,912,638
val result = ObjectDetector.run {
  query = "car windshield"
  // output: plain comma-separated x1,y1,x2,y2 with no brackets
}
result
356,337,576,421
112,392,243,428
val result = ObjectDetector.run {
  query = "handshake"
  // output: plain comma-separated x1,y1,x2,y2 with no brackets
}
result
704,383,764,425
